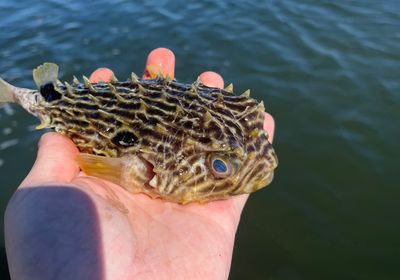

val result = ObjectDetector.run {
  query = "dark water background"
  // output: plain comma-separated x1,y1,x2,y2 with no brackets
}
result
0,0,399,279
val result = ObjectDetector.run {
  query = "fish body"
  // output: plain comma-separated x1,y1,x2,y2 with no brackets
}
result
0,63,278,204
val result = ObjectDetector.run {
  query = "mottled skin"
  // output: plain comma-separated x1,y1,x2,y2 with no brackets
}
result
29,72,278,203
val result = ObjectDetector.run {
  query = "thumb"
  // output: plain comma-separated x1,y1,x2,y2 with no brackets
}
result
20,132,80,188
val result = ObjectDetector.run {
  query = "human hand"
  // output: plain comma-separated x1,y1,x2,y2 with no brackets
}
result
5,48,275,280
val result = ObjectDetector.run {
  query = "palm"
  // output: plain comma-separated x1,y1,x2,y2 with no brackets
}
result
6,133,247,279
68,171,244,279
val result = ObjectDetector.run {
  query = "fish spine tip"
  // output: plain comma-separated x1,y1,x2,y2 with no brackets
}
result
110,74,118,83
131,72,139,83
241,89,250,97
83,76,96,92
64,81,73,94
73,76,79,85
224,83,233,93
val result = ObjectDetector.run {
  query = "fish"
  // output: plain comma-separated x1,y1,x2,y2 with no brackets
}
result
0,63,278,204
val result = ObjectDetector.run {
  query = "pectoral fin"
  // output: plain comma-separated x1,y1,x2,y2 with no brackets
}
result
76,153,154,193
76,154,125,186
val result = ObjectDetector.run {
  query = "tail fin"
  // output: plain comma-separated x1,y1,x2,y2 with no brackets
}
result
0,78,16,103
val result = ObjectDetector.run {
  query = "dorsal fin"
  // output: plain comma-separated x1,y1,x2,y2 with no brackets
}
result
33,63,59,89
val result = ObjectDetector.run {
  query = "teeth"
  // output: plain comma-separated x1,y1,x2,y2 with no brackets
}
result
149,176,158,188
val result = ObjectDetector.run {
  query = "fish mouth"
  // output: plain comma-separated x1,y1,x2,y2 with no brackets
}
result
137,155,156,187
121,154,156,192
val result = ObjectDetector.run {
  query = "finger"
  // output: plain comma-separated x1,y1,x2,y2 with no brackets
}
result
20,132,80,188
198,71,224,88
89,68,114,83
264,112,275,143
143,48,175,79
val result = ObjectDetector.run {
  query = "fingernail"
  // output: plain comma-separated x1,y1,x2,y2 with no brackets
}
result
143,48,175,79
198,71,224,88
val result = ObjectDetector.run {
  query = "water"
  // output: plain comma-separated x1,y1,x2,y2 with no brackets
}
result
0,0,399,279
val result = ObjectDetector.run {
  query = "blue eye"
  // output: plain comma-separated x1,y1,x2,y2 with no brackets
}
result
210,155,232,178
213,159,227,173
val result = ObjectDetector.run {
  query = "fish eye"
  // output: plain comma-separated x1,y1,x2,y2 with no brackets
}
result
209,154,232,178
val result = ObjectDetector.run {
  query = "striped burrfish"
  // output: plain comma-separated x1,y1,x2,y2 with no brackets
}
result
0,63,278,204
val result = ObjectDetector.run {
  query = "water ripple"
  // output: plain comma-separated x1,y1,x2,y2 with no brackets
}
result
0,0,399,279
0,139,18,150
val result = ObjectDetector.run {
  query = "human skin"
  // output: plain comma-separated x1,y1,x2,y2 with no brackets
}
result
4,48,275,280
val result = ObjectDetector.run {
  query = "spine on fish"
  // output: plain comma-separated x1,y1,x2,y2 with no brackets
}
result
0,78,16,103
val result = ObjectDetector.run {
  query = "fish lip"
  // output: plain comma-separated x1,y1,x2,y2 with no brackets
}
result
137,154,156,186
